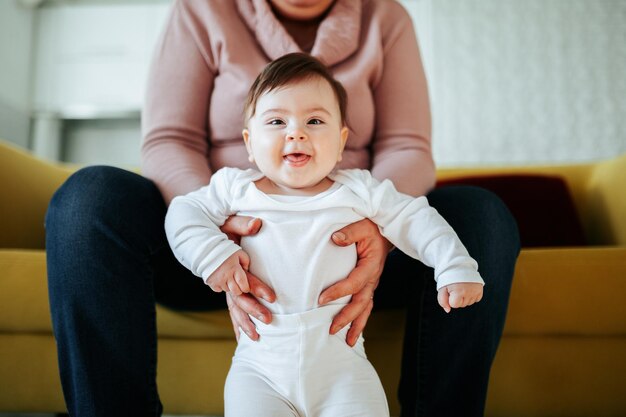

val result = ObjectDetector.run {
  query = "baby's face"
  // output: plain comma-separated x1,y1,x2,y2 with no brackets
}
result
243,77,348,194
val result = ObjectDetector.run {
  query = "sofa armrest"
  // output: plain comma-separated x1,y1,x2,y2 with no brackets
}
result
585,154,626,245
0,139,72,249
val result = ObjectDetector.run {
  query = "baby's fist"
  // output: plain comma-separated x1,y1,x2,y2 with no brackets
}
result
437,282,483,313
206,250,250,295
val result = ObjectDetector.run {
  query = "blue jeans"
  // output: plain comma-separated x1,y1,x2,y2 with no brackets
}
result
46,166,519,417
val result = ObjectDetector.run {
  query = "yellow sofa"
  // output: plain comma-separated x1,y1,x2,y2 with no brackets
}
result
1,138,625,417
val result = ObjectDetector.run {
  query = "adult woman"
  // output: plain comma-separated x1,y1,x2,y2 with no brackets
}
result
46,0,519,416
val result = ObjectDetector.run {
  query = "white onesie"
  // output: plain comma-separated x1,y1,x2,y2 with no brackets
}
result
165,167,483,417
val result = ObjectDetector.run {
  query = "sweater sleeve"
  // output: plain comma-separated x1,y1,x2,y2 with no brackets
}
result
141,0,217,205
341,170,483,290
370,3,435,197
164,168,241,283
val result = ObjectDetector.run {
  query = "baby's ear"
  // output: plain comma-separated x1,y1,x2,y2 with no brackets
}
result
242,128,250,143
338,126,349,161
242,129,254,162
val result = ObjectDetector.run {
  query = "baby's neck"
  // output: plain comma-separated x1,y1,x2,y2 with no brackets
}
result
254,176,334,196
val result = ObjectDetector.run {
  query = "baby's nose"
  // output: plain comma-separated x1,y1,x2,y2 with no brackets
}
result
286,128,307,141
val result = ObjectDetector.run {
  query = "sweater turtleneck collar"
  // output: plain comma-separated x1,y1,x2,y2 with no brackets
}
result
235,0,361,66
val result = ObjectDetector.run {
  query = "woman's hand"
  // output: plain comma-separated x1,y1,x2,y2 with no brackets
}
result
220,216,276,341
318,218,393,347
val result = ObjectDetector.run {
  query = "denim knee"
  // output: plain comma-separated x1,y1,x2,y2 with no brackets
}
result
47,166,154,229
430,185,521,256
45,165,167,290
47,165,165,240
470,186,519,252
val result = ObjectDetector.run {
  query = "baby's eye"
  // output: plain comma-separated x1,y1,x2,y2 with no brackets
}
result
308,118,323,125
268,119,285,125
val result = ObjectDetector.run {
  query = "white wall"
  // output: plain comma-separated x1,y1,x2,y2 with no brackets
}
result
0,1,35,148
34,2,168,113
29,1,170,165
401,0,626,167
62,119,142,167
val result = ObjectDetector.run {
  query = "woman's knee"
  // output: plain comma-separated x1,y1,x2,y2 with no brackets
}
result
46,167,170,302
429,185,521,257
46,165,163,234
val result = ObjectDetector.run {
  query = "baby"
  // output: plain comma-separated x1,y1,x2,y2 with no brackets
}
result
165,52,484,417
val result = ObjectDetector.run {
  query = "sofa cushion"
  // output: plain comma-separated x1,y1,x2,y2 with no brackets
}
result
504,247,626,336
436,174,586,247
3,247,626,338
0,250,233,338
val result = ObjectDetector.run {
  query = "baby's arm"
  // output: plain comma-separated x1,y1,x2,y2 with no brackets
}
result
380,194,485,313
206,250,251,295
437,282,483,313
164,168,244,284
337,170,485,313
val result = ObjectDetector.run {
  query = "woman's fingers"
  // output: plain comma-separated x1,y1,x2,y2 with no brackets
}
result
329,281,376,334
225,269,276,342
331,218,394,252
226,293,242,341
332,217,379,246
224,267,275,342
318,271,362,305
227,293,263,340
220,215,262,244
320,219,388,305
230,287,273,324
345,297,374,347
247,271,276,304
319,218,388,346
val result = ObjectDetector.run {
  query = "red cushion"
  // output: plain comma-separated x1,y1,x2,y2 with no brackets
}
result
436,174,586,248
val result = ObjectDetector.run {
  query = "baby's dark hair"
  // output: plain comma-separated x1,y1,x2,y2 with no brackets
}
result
243,52,347,126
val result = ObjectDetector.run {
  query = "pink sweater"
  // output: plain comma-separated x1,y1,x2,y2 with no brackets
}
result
142,0,434,204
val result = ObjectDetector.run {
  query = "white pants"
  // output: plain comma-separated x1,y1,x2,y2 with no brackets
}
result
224,304,389,417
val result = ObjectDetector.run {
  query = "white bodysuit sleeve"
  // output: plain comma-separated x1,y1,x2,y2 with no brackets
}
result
337,169,484,290
164,168,242,282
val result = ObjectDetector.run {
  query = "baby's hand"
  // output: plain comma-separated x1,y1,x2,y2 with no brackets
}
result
206,250,250,295
437,282,483,313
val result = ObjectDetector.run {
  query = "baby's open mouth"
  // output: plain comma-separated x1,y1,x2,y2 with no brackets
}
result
283,153,311,164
